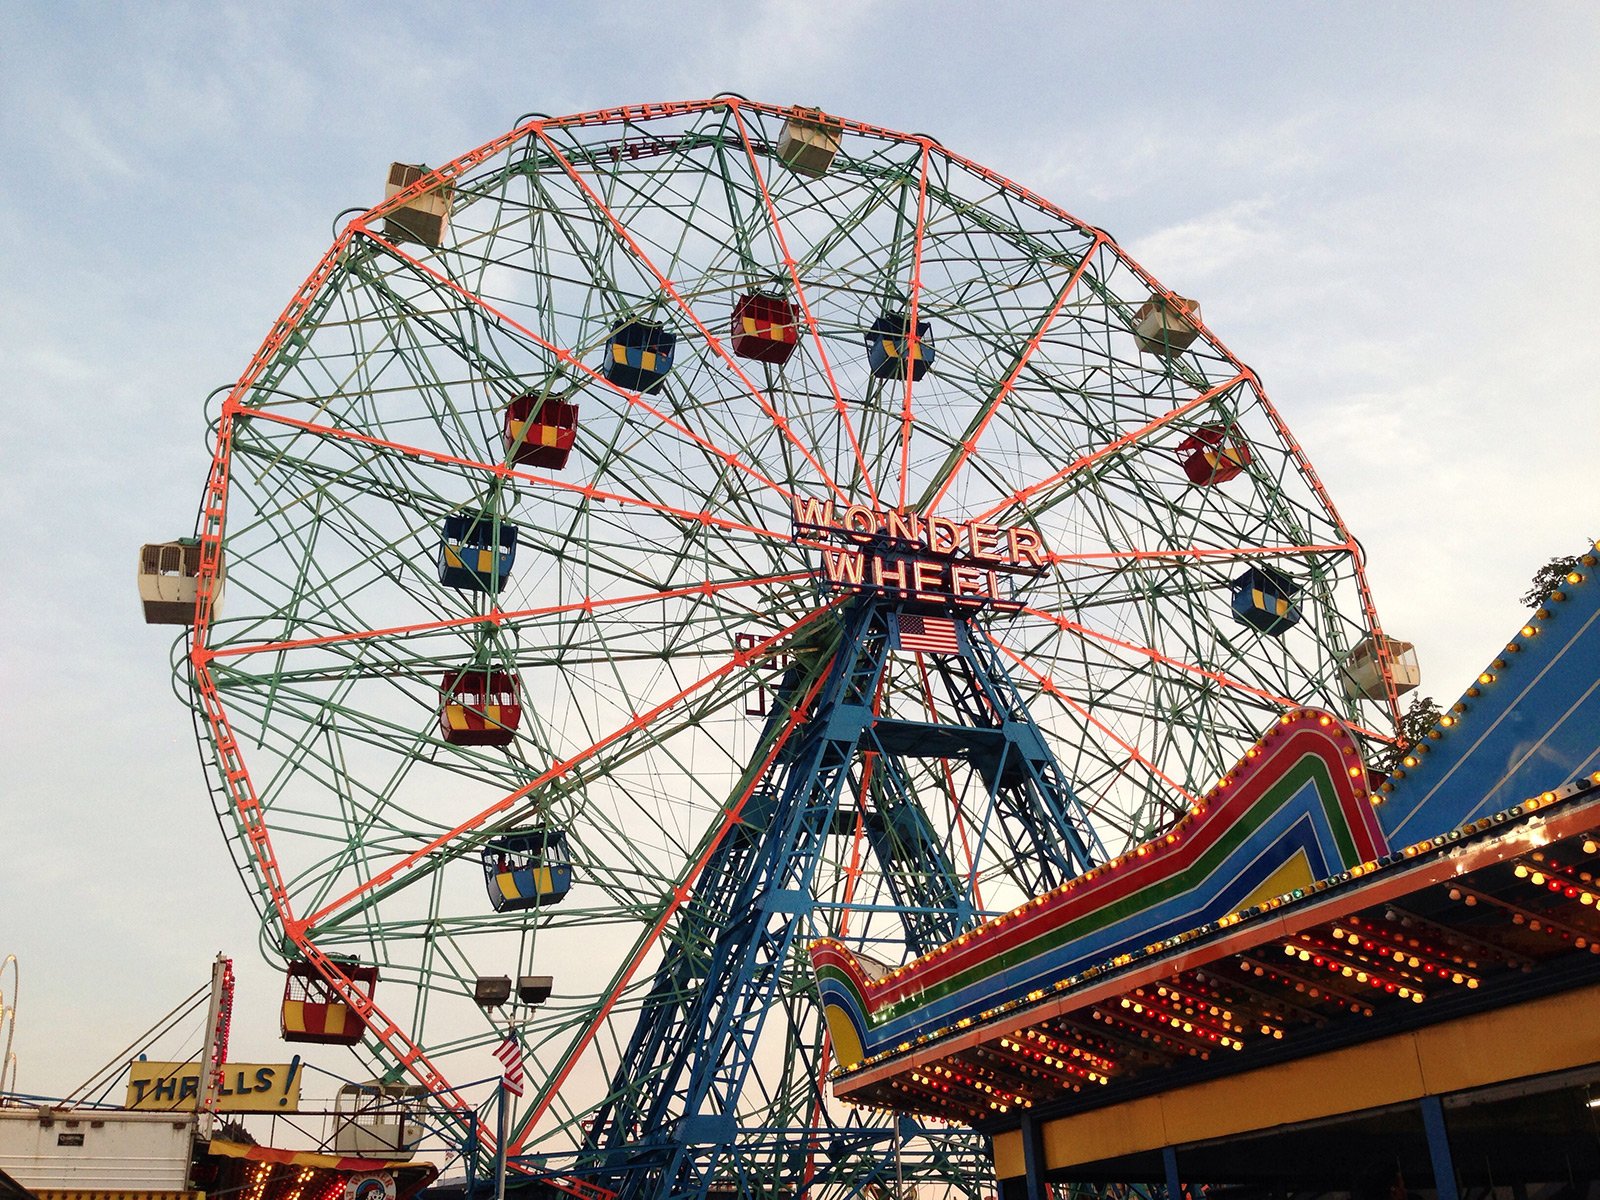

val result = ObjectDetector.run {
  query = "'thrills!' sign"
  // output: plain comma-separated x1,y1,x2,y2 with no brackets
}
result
791,498,1048,607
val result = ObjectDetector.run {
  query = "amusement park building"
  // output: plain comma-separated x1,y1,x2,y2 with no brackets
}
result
815,546,1600,1196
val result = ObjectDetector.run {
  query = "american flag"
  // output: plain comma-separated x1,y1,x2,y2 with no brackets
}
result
893,613,961,655
493,1034,525,1096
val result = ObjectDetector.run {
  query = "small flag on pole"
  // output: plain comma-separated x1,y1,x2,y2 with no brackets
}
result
493,1035,525,1096
892,613,961,655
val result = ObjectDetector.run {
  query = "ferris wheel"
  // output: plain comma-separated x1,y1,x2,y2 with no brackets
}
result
146,98,1411,1199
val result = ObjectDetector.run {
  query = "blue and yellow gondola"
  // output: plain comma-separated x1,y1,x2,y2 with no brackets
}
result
483,828,573,912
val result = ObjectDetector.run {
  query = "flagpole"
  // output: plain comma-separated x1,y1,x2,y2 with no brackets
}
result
488,1003,532,1200
494,1075,507,1200
893,1117,903,1199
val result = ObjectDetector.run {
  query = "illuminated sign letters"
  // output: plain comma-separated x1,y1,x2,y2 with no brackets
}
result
791,500,1048,607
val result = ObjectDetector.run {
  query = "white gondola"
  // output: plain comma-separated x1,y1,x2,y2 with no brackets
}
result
382,162,452,247
1341,636,1421,701
331,1081,430,1161
138,540,221,625
777,108,844,179
1132,293,1201,355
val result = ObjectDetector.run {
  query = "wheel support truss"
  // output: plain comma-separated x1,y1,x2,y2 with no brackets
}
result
560,598,1105,1199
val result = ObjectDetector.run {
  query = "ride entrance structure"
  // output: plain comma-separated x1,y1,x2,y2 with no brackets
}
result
146,99,1413,1199
820,548,1600,1197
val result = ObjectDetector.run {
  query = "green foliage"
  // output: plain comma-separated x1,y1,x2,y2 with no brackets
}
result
1374,694,1442,774
1521,554,1581,608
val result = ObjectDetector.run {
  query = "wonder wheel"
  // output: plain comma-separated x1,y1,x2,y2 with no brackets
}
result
161,99,1407,1199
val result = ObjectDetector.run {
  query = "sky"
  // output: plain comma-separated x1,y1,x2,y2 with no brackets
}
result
1,0,1597,1104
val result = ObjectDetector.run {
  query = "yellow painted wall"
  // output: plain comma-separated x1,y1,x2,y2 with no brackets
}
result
991,981,1600,1178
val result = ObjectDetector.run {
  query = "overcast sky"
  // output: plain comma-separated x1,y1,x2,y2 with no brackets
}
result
2,1,1597,1101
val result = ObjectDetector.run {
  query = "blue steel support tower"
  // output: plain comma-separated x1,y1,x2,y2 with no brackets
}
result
572,591,1106,1199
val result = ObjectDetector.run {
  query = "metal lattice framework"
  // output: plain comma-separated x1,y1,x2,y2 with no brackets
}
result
176,98,1406,1199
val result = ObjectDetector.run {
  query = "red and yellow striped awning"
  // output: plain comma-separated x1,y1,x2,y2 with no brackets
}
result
206,1140,409,1174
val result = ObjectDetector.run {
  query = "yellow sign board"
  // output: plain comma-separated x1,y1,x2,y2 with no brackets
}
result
126,1060,302,1112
